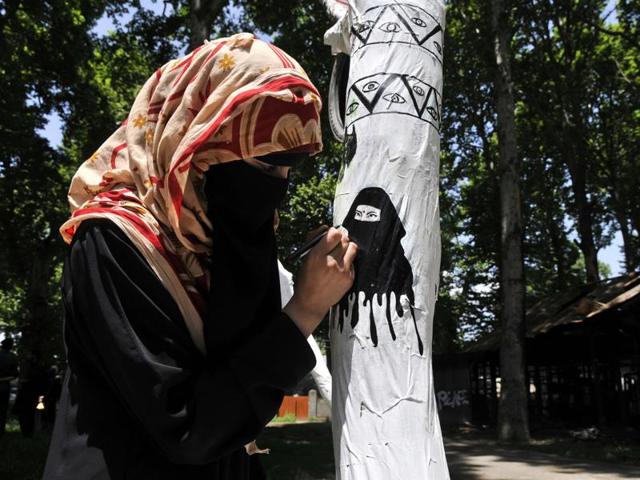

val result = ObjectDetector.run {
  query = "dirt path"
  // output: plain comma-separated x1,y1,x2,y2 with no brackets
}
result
446,439,640,480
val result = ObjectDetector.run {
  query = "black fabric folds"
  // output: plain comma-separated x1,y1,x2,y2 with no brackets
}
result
203,161,286,360
42,218,316,480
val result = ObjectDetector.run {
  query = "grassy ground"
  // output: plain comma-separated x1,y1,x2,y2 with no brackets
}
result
0,419,50,480
0,418,335,480
258,421,335,480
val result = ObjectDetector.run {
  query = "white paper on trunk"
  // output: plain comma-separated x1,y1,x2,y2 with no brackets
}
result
323,1,449,478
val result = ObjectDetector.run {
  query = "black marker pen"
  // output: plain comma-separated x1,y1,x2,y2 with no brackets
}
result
285,226,344,263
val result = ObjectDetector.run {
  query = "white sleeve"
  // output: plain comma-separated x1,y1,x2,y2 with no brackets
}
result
277,260,333,404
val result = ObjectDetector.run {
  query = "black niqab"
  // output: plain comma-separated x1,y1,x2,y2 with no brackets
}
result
204,160,289,358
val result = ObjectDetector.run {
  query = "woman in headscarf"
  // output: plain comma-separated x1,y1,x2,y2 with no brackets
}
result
42,33,357,480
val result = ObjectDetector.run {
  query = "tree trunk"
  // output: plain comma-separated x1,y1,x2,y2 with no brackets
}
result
605,167,637,272
324,1,450,477
22,248,50,361
546,206,569,291
491,0,530,443
615,208,637,273
188,0,226,50
567,157,600,283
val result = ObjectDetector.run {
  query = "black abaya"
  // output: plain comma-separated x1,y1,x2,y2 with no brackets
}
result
42,219,316,479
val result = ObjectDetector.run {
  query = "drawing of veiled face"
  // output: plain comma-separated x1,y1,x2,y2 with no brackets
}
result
334,187,424,354
342,187,405,257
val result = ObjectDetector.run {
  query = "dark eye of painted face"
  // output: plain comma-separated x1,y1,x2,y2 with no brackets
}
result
379,22,401,33
362,81,379,92
411,17,427,27
354,204,381,222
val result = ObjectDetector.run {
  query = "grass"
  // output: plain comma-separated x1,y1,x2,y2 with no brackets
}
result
2,417,639,480
270,412,297,423
270,414,327,424
0,419,50,480
0,417,335,480
257,422,335,480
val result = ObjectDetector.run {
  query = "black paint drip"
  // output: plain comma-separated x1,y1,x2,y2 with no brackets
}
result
344,127,357,168
334,187,424,355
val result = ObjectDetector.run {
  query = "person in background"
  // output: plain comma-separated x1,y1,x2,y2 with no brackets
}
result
0,336,19,436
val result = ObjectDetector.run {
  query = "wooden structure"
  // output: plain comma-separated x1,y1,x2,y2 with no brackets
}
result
463,272,640,428
278,395,309,420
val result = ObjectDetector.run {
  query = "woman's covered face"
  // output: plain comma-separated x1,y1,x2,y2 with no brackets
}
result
243,157,291,178
204,160,290,233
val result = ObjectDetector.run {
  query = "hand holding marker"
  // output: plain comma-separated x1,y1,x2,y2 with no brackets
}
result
286,226,349,263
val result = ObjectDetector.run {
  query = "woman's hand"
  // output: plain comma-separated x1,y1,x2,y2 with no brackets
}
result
283,227,357,337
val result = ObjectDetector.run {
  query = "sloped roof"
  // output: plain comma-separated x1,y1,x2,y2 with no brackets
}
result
466,272,640,353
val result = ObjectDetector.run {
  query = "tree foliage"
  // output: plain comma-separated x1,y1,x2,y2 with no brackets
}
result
0,0,637,369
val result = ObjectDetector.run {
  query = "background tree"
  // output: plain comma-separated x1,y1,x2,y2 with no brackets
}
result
518,0,614,284
591,23,640,271
0,0,117,363
491,0,529,442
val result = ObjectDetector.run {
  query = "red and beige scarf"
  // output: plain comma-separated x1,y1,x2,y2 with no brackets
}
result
60,33,323,353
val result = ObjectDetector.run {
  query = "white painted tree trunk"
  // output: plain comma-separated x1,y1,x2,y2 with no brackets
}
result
323,1,449,478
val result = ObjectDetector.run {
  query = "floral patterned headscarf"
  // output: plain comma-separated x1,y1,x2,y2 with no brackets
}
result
60,33,323,352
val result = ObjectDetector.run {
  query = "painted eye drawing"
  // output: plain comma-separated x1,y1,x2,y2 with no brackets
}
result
346,101,359,116
333,187,424,355
379,21,401,33
411,16,427,27
383,92,406,105
362,81,379,92
412,84,425,96
355,19,375,34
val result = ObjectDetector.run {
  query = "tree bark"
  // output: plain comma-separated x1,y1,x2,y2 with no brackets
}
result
546,208,569,291
612,198,637,273
556,7,600,284
188,0,226,50
537,5,601,284
491,0,530,443
603,155,638,272
22,248,51,361
566,156,600,283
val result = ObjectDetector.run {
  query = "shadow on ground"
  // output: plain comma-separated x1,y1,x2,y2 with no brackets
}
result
258,423,640,480
445,436,640,480
1,418,640,479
